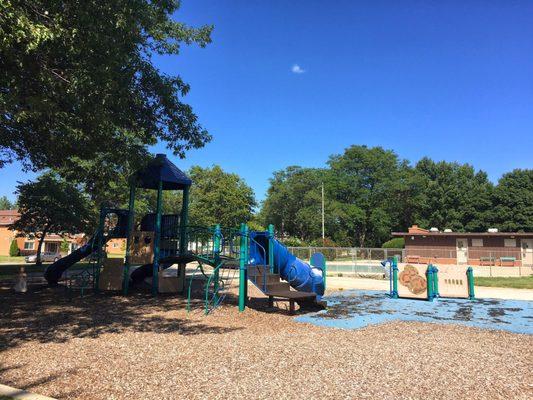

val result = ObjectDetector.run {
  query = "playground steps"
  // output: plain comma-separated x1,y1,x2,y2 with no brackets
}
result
247,264,317,314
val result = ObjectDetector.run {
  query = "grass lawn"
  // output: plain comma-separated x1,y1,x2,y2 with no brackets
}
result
0,262,89,279
475,276,533,290
0,255,26,263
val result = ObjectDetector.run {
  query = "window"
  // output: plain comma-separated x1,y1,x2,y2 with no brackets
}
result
45,243,58,253
24,242,34,250
472,239,483,247
112,242,119,248
504,238,517,247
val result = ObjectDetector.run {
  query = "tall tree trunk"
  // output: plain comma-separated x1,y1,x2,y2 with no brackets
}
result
35,225,49,266
359,231,366,248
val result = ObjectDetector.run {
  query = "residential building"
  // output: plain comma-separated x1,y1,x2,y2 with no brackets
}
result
0,209,85,256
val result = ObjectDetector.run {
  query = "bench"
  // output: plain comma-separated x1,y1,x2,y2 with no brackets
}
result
499,257,516,266
406,255,420,264
479,256,495,266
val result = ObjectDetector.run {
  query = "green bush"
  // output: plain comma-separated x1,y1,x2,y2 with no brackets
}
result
9,239,19,256
381,237,404,248
281,236,307,247
309,237,337,247
60,238,70,253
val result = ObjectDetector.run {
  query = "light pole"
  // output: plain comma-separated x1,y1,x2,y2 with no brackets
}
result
321,182,325,245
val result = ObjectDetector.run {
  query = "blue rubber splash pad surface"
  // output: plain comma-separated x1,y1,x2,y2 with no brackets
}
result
296,290,533,335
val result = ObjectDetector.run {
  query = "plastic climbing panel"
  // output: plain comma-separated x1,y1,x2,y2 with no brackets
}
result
437,265,469,299
98,258,125,291
397,264,428,299
130,231,155,264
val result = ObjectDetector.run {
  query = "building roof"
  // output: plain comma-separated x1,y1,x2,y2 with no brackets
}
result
131,154,192,191
392,225,533,237
0,209,20,226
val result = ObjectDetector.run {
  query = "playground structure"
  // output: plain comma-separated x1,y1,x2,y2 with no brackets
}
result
44,154,326,314
389,257,475,301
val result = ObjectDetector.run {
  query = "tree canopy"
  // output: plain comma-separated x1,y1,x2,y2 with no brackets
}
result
10,172,92,264
0,195,15,209
413,158,494,232
260,146,533,247
188,165,256,228
260,166,330,241
492,169,533,232
0,0,212,200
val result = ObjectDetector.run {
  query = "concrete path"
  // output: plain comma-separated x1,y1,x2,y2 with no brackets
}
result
0,383,56,400
325,276,533,301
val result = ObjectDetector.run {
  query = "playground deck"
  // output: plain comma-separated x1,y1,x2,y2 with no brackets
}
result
1,284,531,400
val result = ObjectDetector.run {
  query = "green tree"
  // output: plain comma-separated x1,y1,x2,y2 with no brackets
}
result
260,167,339,242
413,158,494,232
0,195,14,209
60,237,70,253
9,239,19,256
492,169,533,231
382,238,404,248
187,166,256,228
10,172,92,265
0,0,213,200
327,146,407,247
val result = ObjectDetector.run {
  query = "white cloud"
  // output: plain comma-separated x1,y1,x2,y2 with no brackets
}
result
291,64,306,74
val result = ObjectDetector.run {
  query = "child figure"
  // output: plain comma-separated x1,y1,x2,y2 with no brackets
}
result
14,265,27,293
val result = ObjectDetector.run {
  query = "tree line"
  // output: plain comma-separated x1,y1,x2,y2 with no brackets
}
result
260,145,533,247
5,145,531,256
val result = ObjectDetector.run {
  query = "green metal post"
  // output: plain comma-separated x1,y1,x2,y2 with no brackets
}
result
244,227,249,301
123,184,136,295
432,265,440,298
467,266,475,300
179,186,190,255
177,186,190,294
323,259,327,292
213,224,221,302
152,179,163,296
426,265,434,301
238,223,248,312
391,256,399,298
268,224,275,273
94,207,106,292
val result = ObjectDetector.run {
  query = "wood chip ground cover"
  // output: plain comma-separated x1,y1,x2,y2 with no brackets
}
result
0,285,531,400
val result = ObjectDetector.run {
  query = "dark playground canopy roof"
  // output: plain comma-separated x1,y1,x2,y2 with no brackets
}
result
131,154,192,190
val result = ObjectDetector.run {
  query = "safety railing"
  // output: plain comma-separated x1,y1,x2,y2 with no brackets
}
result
286,246,404,264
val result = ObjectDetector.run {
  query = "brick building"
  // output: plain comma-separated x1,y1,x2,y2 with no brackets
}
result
393,225,533,267
0,209,84,256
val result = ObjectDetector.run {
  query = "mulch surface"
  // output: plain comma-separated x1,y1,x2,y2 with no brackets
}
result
1,283,532,400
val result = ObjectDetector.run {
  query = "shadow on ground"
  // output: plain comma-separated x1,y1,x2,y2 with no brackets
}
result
0,281,243,351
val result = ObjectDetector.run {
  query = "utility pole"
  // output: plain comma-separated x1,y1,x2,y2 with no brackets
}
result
321,182,325,245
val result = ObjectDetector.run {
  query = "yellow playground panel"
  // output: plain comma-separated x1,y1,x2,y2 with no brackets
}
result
437,265,469,299
158,267,184,293
130,231,155,264
98,258,125,291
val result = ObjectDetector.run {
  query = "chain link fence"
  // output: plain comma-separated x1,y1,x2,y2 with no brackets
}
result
286,246,532,277
287,247,403,275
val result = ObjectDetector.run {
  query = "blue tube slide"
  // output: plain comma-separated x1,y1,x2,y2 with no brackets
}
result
249,232,325,298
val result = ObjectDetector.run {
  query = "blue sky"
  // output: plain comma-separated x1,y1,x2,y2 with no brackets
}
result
1,0,532,203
